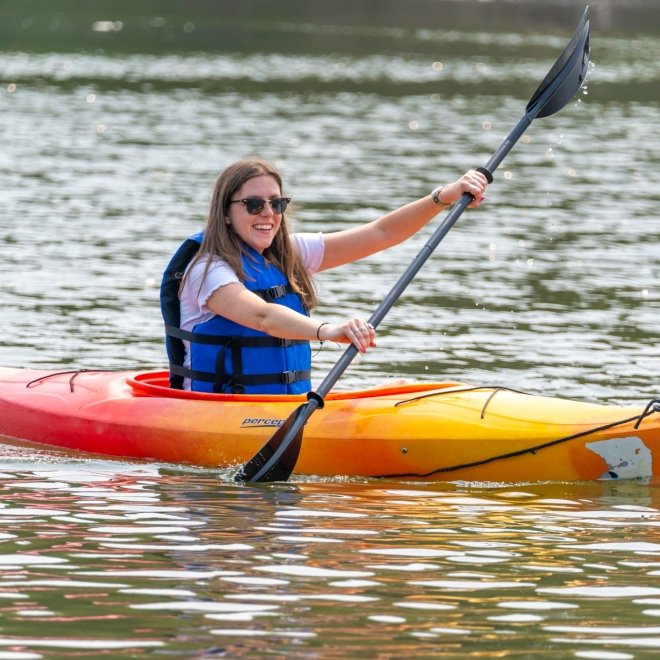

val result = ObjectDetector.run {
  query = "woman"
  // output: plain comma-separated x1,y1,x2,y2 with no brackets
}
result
161,158,488,394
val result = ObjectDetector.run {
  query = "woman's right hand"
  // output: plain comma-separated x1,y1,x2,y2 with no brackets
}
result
318,318,376,353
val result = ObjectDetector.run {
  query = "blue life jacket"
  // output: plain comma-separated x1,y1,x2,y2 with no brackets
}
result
160,232,311,394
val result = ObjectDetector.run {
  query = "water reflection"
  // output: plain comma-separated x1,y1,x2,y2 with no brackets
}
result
0,448,659,656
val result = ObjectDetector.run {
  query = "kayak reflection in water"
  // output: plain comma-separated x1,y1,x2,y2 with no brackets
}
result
160,157,488,394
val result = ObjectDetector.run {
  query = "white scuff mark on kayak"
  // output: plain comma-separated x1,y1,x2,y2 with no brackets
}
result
586,436,652,480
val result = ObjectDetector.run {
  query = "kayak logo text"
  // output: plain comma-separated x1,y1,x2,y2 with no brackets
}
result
241,418,284,428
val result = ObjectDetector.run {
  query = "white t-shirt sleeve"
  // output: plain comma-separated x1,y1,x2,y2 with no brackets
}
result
291,232,324,274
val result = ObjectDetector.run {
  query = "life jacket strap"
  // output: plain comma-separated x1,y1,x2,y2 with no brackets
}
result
168,363,311,393
165,325,305,348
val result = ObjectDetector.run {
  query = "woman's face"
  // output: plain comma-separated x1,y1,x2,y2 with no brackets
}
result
226,174,283,253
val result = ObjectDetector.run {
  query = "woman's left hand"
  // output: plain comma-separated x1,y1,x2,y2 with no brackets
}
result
438,169,489,208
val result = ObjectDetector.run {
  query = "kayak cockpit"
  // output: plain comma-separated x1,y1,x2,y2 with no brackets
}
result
127,370,465,403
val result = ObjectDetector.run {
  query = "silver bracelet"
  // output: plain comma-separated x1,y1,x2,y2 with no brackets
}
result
431,185,446,205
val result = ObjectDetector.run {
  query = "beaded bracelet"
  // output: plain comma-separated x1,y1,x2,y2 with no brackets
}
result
316,322,329,342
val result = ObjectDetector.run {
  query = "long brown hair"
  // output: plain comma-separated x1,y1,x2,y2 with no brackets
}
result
183,158,318,310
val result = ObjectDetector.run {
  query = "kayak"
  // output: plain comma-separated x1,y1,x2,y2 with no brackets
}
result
0,367,658,482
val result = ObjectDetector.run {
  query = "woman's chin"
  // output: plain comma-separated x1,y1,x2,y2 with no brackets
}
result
248,234,274,252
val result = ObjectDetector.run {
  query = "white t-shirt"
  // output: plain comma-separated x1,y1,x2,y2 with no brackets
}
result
179,232,325,382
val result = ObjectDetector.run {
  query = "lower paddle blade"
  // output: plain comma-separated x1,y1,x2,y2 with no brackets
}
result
234,405,306,483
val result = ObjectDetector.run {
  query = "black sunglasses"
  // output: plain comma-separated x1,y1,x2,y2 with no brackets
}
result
229,197,291,215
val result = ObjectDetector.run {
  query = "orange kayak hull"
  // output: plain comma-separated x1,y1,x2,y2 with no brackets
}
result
0,367,658,482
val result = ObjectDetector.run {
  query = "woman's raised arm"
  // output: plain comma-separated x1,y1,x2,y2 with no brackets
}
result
319,169,488,271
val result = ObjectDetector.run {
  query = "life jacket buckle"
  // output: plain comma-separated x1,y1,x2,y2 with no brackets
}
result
281,370,296,385
264,284,288,301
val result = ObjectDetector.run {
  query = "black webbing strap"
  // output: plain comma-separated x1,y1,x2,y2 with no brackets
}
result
214,346,227,394
168,363,311,391
229,369,312,388
164,325,305,349
230,341,244,393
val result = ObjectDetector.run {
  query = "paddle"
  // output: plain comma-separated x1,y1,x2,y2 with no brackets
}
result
234,7,591,484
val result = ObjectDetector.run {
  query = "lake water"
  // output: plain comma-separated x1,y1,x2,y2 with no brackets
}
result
1,2,659,657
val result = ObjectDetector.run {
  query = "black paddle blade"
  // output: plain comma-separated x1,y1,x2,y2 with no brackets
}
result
526,6,590,119
233,404,307,483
